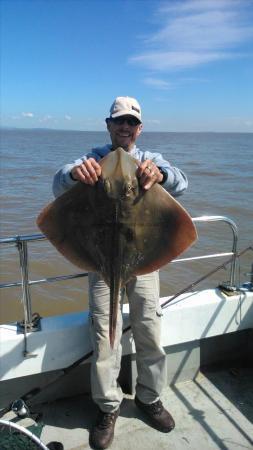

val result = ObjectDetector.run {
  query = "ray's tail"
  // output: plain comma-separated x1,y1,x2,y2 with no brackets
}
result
109,202,122,349
109,268,121,349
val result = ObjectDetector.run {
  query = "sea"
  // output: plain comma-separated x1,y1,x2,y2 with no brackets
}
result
0,129,252,323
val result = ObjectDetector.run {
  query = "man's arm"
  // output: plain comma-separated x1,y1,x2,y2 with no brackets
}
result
52,146,111,198
139,150,188,197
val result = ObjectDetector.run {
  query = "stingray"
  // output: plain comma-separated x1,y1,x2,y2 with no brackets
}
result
37,147,197,347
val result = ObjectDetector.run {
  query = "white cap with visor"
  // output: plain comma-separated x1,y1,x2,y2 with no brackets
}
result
109,96,142,123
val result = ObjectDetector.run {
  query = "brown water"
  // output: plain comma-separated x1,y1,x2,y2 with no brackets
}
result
0,129,252,323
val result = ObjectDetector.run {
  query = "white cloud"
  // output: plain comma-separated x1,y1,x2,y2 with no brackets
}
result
65,115,72,121
22,112,34,118
134,51,231,71
158,0,247,15
224,115,253,130
130,0,253,71
39,115,53,122
143,77,172,89
145,119,161,124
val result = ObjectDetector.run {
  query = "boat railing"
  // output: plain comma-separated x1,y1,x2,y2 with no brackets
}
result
0,215,239,331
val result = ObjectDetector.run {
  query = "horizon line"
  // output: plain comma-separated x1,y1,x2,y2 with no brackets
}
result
1,126,252,134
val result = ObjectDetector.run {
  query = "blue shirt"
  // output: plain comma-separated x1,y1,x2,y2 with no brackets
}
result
53,144,188,198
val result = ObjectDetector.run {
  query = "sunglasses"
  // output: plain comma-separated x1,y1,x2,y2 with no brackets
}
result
110,116,141,127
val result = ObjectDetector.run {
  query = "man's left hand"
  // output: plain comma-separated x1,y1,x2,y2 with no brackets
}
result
137,160,163,190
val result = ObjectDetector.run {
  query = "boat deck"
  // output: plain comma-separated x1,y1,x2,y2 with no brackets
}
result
3,366,253,450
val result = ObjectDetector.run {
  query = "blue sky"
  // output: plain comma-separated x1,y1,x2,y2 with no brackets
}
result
1,0,253,132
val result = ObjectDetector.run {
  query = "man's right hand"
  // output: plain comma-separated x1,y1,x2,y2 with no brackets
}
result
71,158,102,185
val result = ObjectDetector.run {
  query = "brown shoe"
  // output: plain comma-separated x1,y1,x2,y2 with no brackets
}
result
89,409,120,449
135,396,175,432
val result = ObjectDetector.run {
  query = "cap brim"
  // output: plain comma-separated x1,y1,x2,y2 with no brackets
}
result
110,110,142,123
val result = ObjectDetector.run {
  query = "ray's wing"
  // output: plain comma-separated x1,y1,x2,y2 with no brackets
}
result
37,183,105,273
130,184,197,275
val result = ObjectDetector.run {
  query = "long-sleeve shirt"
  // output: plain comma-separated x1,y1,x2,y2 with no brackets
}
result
53,144,188,198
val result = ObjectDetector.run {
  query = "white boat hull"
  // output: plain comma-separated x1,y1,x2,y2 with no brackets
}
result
1,287,252,408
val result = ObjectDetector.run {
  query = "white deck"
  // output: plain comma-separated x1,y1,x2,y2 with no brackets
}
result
2,367,253,450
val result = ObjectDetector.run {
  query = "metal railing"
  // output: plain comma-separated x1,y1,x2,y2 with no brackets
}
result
0,215,238,330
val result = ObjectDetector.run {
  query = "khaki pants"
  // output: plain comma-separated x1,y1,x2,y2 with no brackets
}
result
88,271,166,413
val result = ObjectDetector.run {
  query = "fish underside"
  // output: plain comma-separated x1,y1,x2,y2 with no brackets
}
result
37,148,197,348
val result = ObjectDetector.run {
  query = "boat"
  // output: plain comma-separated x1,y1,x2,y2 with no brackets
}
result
0,215,252,449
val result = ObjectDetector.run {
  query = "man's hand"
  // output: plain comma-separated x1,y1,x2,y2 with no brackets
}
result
137,159,163,190
71,158,102,185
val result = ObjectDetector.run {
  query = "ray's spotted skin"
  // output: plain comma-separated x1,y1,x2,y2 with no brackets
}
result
37,148,197,348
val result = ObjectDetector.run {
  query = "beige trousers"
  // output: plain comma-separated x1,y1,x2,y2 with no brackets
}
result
88,271,166,413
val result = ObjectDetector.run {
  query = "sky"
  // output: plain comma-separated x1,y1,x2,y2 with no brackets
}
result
1,0,253,132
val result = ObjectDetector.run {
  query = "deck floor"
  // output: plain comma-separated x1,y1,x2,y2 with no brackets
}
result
3,367,253,450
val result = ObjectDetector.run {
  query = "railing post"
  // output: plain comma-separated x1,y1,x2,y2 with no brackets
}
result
16,238,33,329
193,216,238,290
229,222,238,288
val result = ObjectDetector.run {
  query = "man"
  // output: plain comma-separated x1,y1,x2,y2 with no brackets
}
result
53,97,188,449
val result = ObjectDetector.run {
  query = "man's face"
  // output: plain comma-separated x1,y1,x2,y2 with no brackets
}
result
107,115,143,151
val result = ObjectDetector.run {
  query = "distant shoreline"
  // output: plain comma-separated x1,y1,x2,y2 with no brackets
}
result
1,127,252,134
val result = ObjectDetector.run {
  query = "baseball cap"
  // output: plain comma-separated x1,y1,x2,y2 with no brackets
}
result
109,96,142,123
